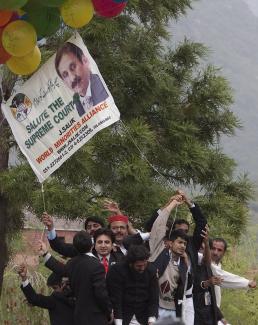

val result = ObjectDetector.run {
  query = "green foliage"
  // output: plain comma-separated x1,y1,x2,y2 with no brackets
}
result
0,265,50,324
0,0,252,243
221,226,258,324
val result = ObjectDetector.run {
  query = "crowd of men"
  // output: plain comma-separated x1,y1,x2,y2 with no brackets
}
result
17,191,256,325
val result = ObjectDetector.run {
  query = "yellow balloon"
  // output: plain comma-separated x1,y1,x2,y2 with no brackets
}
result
2,20,37,57
7,46,41,75
61,0,93,28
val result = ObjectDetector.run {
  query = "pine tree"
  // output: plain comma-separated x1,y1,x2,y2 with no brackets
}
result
0,0,252,294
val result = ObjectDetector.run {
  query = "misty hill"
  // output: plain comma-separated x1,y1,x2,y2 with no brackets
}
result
170,0,258,185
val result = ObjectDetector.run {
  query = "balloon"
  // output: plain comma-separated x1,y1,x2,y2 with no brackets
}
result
0,0,28,10
61,0,94,28
2,20,36,57
0,10,13,27
7,45,41,75
38,0,66,7
92,0,127,18
26,5,61,37
0,28,11,63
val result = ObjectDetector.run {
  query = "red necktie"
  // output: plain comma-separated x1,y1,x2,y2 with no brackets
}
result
102,256,109,274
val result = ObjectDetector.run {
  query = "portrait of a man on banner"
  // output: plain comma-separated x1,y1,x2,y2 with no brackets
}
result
55,42,108,116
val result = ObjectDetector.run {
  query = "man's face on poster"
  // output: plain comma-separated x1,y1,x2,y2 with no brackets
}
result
58,52,91,97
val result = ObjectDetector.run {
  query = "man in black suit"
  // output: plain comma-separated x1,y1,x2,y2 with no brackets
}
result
18,265,74,325
42,212,104,257
55,42,109,116
106,245,159,325
39,231,113,325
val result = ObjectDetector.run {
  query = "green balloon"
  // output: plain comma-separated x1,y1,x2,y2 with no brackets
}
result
0,0,28,9
27,5,61,37
38,0,66,7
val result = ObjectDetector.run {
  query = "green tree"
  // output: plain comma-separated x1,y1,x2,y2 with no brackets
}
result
0,0,252,294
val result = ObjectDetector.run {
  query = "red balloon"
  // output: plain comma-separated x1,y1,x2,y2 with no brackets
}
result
0,28,11,63
0,10,13,27
92,0,127,18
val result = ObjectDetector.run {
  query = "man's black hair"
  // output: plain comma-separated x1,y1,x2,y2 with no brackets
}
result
84,216,105,230
210,237,228,252
73,230,92,254
168,229,189,242
47,272,62,287
172,219,190,230
126,245,150,264
93,228,115,243
55,42,84,78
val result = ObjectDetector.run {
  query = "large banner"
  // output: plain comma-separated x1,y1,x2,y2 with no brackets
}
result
2,33,120,182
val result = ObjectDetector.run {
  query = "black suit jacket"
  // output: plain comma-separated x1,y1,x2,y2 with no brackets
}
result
193,264,224,325
187,204,207,275
49,236,77,258
96,250,124,269
45,254,112,325
90,73,109,106
74,73,109,117
21,283,74,325
107,262,159,325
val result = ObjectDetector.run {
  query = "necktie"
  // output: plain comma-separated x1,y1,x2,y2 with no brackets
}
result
102,256,109,274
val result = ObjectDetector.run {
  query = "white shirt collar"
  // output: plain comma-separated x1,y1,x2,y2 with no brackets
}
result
113,243,127,255
98,254,110,261
85,252,96,258
170,251,180,266
80,78,92,99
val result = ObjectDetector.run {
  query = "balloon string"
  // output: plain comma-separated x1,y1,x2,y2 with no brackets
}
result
40,183,47,241
0,116,6,130
41,183,46,212
119,120,175,190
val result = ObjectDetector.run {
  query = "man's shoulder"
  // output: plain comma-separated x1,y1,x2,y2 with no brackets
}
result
147,262,158,274
90,73,102,83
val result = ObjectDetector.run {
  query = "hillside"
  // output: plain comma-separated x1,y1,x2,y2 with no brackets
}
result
170,0,258,186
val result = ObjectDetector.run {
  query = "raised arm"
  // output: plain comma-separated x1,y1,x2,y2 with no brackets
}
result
149,195,182,261
38,240,68,277
42,212,78,258
201,225,211,266
178,191,207,251
18,264,56,310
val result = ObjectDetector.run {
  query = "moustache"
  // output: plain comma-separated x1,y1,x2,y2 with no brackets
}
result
71,76,81,89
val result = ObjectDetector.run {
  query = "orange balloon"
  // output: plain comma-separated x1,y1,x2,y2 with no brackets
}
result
0,28,11,63
0,10,13,27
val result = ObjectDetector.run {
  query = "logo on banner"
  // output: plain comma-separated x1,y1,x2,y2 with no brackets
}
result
10,93,32,122
2,32,120,183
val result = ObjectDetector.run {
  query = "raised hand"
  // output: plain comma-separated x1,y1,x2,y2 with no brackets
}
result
103,199,122,215
42,212,54,231
201,224,210,243
17,263,27,281
176,189,193,207
37,240,48,256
